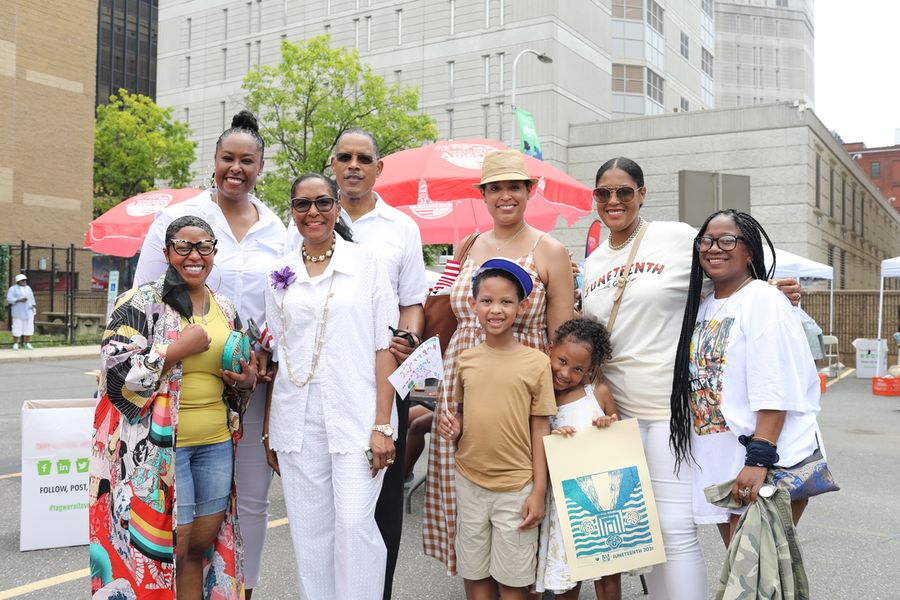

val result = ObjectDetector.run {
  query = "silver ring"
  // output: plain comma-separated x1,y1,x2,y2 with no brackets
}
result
739,487,751,499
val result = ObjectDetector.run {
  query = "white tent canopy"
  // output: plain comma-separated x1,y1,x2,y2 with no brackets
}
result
764,246,835,333
877,256,900,339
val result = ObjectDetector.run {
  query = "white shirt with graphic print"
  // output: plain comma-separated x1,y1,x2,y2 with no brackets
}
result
688,279,821,524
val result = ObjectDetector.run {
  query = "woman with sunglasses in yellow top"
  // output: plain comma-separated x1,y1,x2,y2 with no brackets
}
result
580,158,800,599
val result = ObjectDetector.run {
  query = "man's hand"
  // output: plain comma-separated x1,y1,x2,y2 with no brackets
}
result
519,490,545,530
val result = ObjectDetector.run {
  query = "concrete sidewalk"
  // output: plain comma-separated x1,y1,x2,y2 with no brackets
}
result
0,345,100,364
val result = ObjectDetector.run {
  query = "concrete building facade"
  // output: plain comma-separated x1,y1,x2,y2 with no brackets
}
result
0,0,97,248
843,142,900,213
567,103,900,289
96,0,159,105
714,0,814,107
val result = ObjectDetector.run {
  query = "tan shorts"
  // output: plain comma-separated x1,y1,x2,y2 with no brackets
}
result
454,472,539,588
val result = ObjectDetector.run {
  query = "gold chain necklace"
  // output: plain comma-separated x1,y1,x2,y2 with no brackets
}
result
700,276,754,325
278,274,336,388
608,217,645,251
491,224,527,252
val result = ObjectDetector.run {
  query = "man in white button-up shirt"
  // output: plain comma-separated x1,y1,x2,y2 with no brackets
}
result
320,128,427,599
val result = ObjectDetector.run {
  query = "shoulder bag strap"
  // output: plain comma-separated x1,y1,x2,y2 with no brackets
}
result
457,233,480,263
606,223,648,334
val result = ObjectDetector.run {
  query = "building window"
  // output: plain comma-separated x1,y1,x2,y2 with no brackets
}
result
256,40,261,64
482,104,490,137
396,9,402,45
499,0,505,26
612,0,642,20
612,64,643,93
185,56,191,86
223,8,228,38
246,42,252,71
680,31,689,59
871,161,881,178
701,48,714,77
221,101,227,130
680,97,689,112
647,0,664,34
701,0,713,17
447,108,454,138
246,2,252,35
186,17,192,48
483,55,491,94
326,0,331,16
183,107,189,125
852,187,857,230
841,179,846,225
840,250,846,290
394,69,402,84
447,61,455,97
646,68,664,105
324,23,331,35
222,48,228,79
366,16,372,51
497,52,505,91
496,102,504,140
776,0,788,6
257,0,263,32
814,155,822,208
485,0,491,28
829,166,835,217
861,195,865,233
354,18,360,49
449,0,455,36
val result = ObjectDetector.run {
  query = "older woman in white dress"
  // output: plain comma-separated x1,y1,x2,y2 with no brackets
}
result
263,173,398,600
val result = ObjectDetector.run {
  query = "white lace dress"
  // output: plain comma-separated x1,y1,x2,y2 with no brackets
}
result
535,385,605,594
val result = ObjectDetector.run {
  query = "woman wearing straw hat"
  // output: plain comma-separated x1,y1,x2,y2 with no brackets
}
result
422,150,575,583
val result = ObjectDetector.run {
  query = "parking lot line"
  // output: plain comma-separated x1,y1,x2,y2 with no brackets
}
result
0,568,89,599
0,473,21,480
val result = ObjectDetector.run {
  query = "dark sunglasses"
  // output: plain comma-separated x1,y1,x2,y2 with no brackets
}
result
334,152,376,165
290,196,338,213
592,185,642,204
168,239,217,256
694,234,746,252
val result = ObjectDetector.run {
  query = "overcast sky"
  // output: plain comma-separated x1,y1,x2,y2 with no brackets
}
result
815,1,900,148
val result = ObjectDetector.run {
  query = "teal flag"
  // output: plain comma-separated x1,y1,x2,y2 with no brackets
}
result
515,107,543,160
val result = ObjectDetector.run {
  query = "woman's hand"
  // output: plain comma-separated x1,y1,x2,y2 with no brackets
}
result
518,490,545,530
255,348,273,383
592,414,619,428
177,323,211,357
771,277,801,306
438,409,461,442
368,430,396,477
732,465,768,504
262,434,279,476
551,425,578,436
221,350,258,394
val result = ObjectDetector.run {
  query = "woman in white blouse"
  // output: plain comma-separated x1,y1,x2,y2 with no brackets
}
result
263,173,398,600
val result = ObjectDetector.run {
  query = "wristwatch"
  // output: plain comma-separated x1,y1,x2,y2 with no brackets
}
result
372,424,394,437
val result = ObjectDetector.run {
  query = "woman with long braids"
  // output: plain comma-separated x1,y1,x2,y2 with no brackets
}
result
135,111,286,597
581,158,800,598
669,209,824,544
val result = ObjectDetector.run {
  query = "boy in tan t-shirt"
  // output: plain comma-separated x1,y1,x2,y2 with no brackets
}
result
439,258,556,599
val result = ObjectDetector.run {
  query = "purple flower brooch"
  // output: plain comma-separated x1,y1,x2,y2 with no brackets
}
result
270,265,296,290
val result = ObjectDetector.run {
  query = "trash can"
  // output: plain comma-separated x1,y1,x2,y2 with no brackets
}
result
20,398,97,551
851,339,888,379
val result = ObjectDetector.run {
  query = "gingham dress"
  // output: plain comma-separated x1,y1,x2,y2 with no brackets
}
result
422,238,549,575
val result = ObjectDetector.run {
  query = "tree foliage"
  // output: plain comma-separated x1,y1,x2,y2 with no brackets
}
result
93,90,196,217
243,35,438,212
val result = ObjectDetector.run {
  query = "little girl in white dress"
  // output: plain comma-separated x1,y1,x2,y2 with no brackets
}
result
535,319,621,600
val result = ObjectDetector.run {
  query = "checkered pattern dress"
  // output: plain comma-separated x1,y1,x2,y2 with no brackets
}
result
422,240,549,575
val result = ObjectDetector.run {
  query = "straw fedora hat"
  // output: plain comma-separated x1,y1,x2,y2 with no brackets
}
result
474,150,538,187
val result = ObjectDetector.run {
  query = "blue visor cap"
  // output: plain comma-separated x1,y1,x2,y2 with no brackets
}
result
474,257,534,298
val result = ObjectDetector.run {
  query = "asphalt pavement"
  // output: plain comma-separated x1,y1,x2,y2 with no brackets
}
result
1,355,898,599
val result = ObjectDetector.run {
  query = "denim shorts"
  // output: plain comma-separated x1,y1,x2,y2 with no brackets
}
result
175,440,233,526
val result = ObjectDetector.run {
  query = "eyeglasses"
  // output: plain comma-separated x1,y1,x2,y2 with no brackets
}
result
290,196,337,213
694,234,746,252
168,239,217,256
334,152,376,165
592,186,642,204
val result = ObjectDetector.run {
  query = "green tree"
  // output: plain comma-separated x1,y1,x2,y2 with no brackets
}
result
243,35,438,212
93,89,196,217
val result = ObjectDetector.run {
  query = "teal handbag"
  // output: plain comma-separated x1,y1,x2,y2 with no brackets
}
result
222,330,250,374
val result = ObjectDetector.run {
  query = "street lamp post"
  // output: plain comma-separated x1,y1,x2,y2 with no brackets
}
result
510,48,552,150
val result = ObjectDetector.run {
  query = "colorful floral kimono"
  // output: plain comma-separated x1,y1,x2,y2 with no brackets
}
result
89,278,244,599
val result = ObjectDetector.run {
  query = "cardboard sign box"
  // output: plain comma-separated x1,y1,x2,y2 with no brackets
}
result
852,338,888,378
20,399,97,551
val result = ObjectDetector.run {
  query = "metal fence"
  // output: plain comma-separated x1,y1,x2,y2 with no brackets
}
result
802,290,900,366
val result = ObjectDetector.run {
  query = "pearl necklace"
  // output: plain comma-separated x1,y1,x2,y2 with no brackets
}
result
491,224,528,252
278,274,335,388
302,237,336,263
608,217,645,251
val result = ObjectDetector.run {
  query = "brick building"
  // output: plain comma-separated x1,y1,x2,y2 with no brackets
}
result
843,142,900,213
0,1,98,248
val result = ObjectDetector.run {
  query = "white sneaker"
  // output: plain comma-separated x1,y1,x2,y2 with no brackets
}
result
25,343,34,350
12,343,19,351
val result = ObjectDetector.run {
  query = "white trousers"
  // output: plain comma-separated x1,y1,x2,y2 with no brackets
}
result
279,384,387,600
234,385,273,589
630,417,708,600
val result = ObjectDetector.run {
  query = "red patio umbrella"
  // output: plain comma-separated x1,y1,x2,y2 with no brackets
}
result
84,188,203,257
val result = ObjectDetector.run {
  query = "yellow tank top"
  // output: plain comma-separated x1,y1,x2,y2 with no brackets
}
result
177,293,232,447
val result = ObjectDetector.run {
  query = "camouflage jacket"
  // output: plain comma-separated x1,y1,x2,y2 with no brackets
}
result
705,480,810,600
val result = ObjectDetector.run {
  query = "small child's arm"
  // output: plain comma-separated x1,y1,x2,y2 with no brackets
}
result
520,414,550,530
592,381,620,428
438,406,463,442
